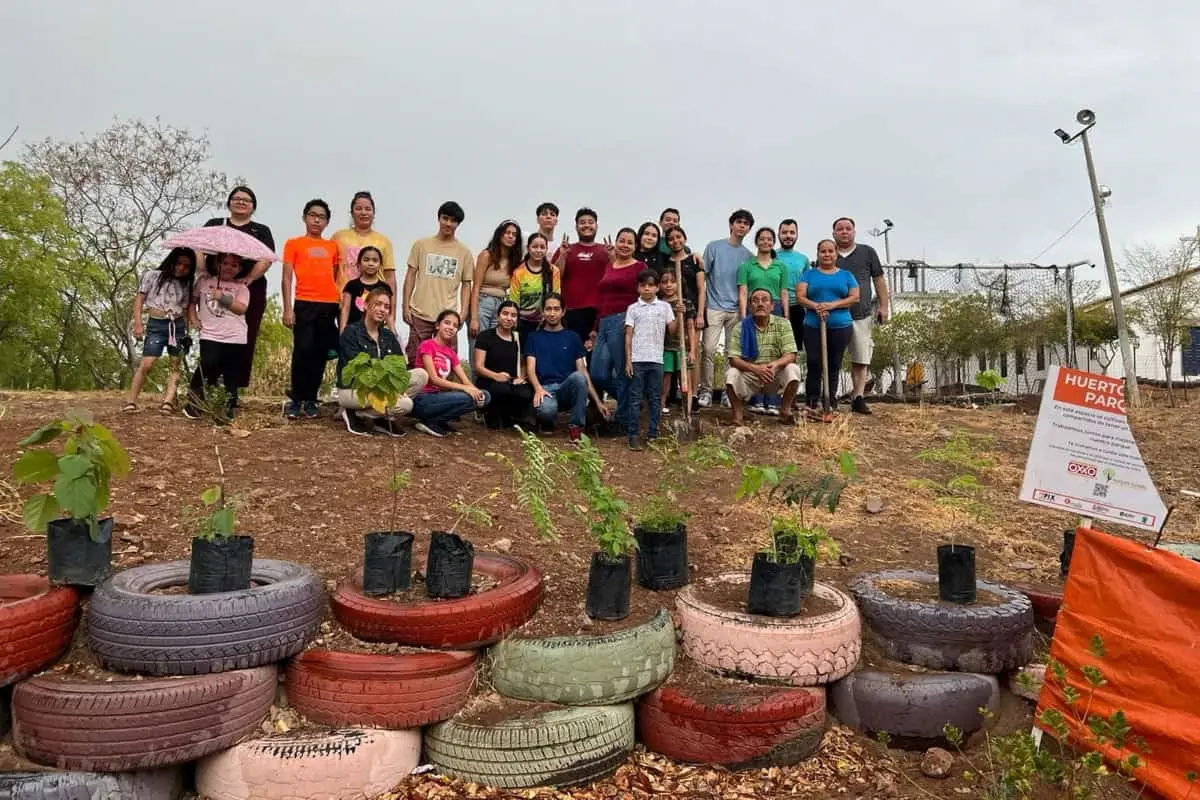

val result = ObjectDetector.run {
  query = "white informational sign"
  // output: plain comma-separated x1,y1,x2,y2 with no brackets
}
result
1019,365,1167,532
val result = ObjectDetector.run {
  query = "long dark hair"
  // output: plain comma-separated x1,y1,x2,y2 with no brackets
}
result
486,220,523,275
155,247,196,291
754,227,778,259
635,222,662,256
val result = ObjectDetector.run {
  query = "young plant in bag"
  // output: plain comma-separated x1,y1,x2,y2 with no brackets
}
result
344,352,412,531
12,411,130,541
736,451,857,565
637,435,734,533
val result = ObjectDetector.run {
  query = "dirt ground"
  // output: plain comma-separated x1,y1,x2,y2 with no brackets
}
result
3,389,1196,799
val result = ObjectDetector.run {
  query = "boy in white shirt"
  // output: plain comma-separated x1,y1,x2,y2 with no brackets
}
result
624,269,684,450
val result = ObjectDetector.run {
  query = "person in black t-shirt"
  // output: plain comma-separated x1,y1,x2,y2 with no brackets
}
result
472,300,535,429
340,246,392,329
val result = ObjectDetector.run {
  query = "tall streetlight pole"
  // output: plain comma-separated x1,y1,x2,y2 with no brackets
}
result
869,218,896,288
1054,109,1140,406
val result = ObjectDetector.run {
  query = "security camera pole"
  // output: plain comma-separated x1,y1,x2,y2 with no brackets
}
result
1055,109,1140,406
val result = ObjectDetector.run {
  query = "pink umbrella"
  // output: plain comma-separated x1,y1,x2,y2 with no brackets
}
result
162,226,278,262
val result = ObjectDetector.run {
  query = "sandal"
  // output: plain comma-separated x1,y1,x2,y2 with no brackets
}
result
159,401,175,415
121,402,137,413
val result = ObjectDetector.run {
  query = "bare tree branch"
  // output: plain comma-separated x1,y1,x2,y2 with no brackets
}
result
0,125,17,153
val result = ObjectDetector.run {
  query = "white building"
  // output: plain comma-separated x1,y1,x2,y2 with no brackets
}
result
886,268,1200,396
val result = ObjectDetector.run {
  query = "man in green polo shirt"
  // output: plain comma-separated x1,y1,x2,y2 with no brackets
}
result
725,288,802,425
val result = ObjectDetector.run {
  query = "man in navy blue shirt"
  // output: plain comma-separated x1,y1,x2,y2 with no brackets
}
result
525,293,607,444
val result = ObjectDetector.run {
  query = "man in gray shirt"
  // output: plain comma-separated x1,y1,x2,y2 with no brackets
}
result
697,209,754,407
833,216,890,414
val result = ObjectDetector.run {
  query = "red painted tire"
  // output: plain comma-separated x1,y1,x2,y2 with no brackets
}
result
286,648,476,728
197,728,421,800
331,552,542,648
638,682,825,769
677,575,861,686
12,666,276,771
0,575,78,687
1020,587,1063,627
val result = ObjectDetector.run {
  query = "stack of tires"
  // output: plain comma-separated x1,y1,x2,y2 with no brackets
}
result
833,570,1035,747
641,574,863,770
3,561,324,800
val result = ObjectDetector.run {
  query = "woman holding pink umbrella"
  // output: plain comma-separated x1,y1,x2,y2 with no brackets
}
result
201,186,275,392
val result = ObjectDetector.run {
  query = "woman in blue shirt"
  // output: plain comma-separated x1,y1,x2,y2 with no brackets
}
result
796,239,860,411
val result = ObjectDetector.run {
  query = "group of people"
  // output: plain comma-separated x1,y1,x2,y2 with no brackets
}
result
125,188,892,446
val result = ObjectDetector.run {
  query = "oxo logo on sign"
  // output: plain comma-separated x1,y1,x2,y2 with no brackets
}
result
1067,461,1098,478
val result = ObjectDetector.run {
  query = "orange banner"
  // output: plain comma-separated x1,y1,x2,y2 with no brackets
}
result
1036,527,1200,798
1051,367,1126,414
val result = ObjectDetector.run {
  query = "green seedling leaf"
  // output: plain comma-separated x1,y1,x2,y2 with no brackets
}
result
18,421,66,447
54,469,97,520
22,493,59,532
388,471,411,492
200,486,222,505
11,450,60,484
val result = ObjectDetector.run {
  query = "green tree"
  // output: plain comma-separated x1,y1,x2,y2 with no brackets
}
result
1123,242,1200,399
23,118,229,386
0,162,117,389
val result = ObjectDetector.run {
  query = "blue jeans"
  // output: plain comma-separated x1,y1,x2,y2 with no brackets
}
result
411,390,490,425
628,362,664,439
590,312,630,424
476,294,503,334
535,372,589,428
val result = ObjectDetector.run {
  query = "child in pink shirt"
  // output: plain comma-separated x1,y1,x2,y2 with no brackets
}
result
410,309,490,437
184,253,251,419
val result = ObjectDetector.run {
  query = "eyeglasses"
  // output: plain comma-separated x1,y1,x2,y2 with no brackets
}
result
230,196,253,204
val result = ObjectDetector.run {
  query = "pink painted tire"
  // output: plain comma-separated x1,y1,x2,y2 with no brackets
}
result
195,728,421,800
676,574,860,686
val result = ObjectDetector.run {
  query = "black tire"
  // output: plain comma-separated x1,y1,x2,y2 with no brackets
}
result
0,769,183,800
87,560,323,675
850,570,1034,672
829,669,999,748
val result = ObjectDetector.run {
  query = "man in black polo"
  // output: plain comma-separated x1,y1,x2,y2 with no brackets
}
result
832,216,889,414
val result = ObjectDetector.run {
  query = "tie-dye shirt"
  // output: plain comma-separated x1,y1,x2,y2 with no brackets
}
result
508,262,561,322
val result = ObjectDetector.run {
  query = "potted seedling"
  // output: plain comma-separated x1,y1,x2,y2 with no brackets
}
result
635,436,733,590
910,431,995,604
492,428,636,620
184,439,253,594
736,452,856,617
11,412,130,586
343,352,415,596
425,490,497,599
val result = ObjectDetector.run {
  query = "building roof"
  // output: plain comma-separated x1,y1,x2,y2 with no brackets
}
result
1080,266,1200,312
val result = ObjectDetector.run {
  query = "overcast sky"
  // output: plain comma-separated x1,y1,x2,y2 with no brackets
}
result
3,1,1199,290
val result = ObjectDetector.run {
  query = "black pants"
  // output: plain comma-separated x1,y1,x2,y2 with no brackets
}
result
516,318,539,352
290,300,340,402
189,340,245,412
478,378,535,428
234,277,267,389
788,305,806,354
563,308,597,353
803,325,852,408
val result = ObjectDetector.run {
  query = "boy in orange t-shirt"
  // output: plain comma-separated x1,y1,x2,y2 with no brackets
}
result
282,199,341,419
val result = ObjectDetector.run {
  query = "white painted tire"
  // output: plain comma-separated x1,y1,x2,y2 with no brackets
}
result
677,574,861,686
195,728,421,800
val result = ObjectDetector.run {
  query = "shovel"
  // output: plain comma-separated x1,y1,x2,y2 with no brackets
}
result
670,259,700,442
806,315,837,424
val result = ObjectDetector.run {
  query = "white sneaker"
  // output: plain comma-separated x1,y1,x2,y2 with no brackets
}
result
661,406,670,415
720,394,732,409
749,402,767,415
697,390,712,408
766,406,781,416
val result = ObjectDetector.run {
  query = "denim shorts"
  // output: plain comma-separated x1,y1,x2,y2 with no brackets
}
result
142,317,187,358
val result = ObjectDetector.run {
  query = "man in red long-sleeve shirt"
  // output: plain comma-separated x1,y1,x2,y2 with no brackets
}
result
554,207,611,349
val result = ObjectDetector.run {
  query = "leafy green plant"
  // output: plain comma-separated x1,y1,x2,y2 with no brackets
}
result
492,428,635,559
192,383,233,425
938,635,1159,800
976,368,1003,401
11,411,130,541
637,435,733,532
343,352,411,415
345,352,414,533
907,430,994,524
447,488,499,534
186,485,238,542
736,452,856,564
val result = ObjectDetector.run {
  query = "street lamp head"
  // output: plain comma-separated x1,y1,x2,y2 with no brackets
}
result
1098,185,1112,199
883,218,894,229
1054,128,1071,143
1076,109,1096,126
